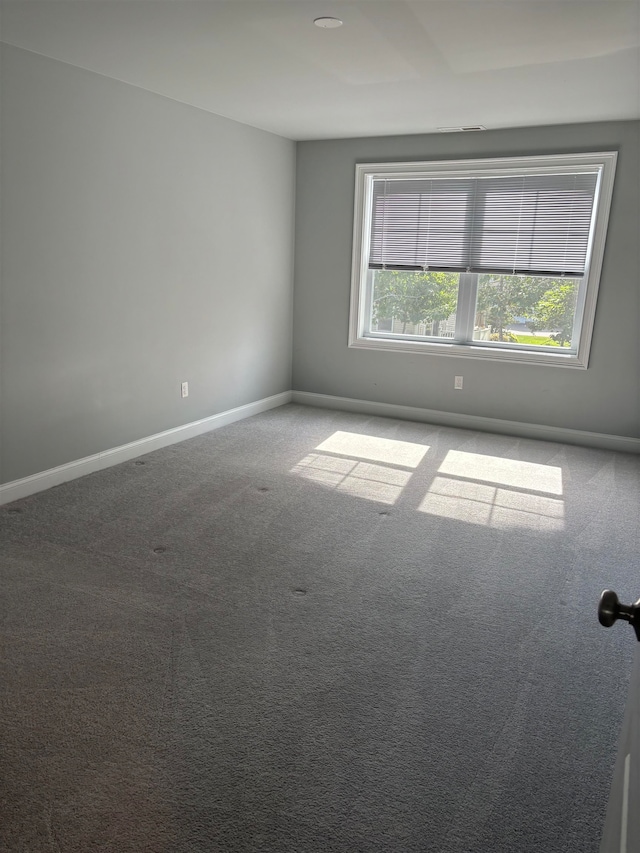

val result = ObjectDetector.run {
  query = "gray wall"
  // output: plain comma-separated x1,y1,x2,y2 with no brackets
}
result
293,122,640,439
1,45,296,484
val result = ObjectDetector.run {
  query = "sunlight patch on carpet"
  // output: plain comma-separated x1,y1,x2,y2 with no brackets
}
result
291,452,412,505
418,449,566,530
437,450,563,495
314,431,429,468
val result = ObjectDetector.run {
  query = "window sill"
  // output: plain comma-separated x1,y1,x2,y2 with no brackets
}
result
348,335,588,369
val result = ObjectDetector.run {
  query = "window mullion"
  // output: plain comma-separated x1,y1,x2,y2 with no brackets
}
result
454,273,477,343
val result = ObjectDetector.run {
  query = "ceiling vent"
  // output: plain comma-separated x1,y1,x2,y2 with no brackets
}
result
438,125,487,133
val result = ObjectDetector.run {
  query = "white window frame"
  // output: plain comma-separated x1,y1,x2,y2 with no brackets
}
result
348,152,617,369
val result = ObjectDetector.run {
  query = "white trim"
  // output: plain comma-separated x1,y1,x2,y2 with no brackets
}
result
3,387,636,507
575,151,617,368
0,392,292,506
348,334,588,368
349,152,618,369
349,162,369,348
291,391,640,454
620,753,631,853
354,153,617,180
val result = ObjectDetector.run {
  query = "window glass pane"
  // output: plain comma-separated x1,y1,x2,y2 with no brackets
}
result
369,270,459,338
474,274,579,348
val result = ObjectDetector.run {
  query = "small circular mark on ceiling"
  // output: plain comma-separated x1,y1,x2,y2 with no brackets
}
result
314,17,343,28
153,546,166,554
134,460,146,466
292,588,308,596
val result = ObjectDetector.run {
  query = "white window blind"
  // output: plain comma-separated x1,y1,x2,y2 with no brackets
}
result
369,171,600,277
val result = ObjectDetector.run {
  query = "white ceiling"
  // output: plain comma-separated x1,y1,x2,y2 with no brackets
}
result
1,0,639,140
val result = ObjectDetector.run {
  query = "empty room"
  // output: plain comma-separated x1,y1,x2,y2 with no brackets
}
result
1,2,639,851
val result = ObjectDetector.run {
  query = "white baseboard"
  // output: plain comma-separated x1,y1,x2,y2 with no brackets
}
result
291,391,640,454
2,387,636,507
0,391,292,506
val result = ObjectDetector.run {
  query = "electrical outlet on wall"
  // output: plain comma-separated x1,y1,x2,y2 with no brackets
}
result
181,381,189,398
454,376,463,390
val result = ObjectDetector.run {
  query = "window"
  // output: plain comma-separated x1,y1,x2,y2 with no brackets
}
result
349,153,617,368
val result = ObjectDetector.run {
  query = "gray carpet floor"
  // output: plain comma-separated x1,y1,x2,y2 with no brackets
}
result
1,403,638,852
